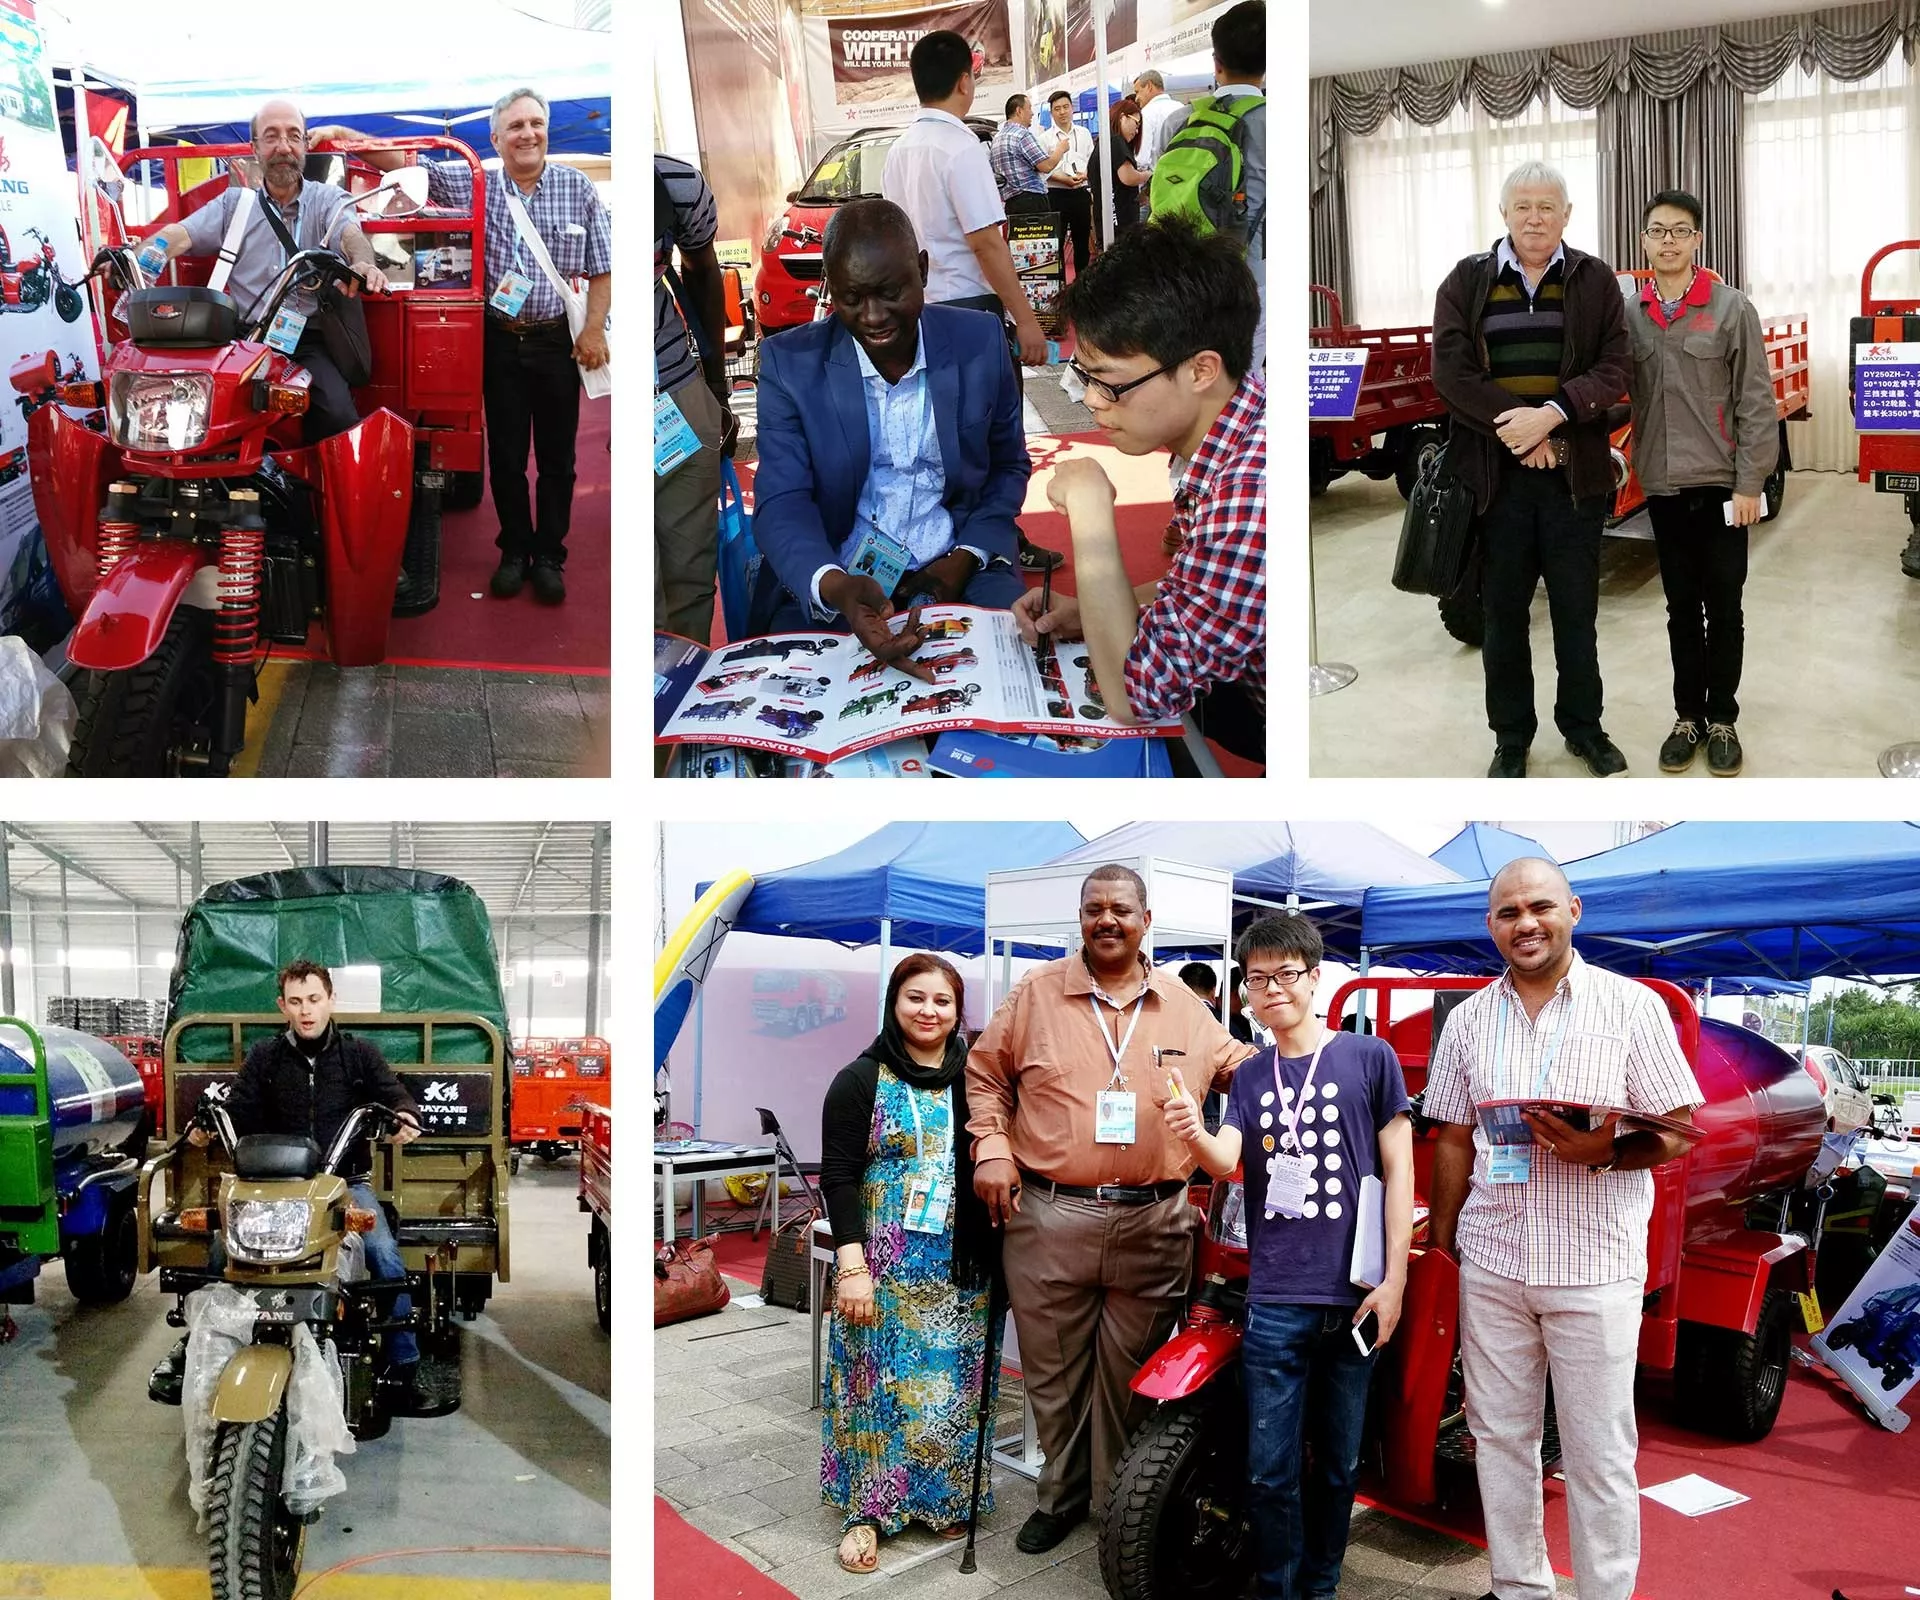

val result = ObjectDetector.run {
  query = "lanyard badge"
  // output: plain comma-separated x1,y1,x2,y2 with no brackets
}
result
1091,988,1146,1145
1483,990,1572,1185
491,270,536,317
902,1079,956,1232
1265,1028,1331,1219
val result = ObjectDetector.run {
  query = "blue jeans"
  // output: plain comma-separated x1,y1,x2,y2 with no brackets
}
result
348,1181,417,1368
1243,1301,1377,1600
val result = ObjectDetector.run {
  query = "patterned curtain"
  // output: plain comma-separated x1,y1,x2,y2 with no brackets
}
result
1308,77,1352,320
1311,3,1920,290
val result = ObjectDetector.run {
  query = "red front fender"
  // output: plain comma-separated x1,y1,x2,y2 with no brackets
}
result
1377,1247,1460,1509
1130,1320,1242,1402
280,408,414,668
26,403,115,616
68,543,205,671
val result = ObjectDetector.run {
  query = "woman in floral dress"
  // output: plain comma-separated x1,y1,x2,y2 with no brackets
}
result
819,953,1002,1575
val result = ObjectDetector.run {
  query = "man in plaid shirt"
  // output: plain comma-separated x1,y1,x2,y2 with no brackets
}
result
990,94,1067,215
1425,857,1703,1600
1012,220,1265,765
322,88,612,606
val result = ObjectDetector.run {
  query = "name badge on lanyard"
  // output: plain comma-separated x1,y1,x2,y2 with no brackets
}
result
1266,1028,1330,1219
1091,988,1146,1145
264,306,306,356
900,1077,957,1232
491,271,536,317
1485,991,1570,1186
655,388,702,476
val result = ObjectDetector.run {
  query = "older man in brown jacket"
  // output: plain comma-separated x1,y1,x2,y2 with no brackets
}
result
968,862,1254,1554
1431,160,1631,780
1626,188,1779,779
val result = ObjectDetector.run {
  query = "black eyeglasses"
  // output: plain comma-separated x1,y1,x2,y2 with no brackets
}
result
1069,356,1187,405
1245,968,1313,992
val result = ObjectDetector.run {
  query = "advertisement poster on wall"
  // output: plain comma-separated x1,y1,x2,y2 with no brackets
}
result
827,0,1012,116
1066,0,1137,70
1811,1209,1920,1432
0,0,88,640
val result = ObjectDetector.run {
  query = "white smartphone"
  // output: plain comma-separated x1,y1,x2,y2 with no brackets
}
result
1352,1311,1380,1357
1724,493,1768,525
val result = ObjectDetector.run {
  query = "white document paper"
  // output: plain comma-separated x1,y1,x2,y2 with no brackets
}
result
1349,1173,1386,1290
1639,1474,1749,1517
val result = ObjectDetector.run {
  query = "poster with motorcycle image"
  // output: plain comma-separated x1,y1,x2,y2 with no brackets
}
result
1811,1209,1920,1432
0,0,92,638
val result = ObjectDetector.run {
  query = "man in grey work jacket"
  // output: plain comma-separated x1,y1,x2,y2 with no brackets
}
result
1625,188,1778,779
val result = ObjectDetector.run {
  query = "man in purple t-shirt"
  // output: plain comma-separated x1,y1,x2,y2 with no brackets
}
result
1166,913,1415,1600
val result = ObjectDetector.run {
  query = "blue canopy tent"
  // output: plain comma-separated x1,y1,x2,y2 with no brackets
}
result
1361,821,1920,983
1047,821,1461,959
1430,823,1549,881
686,823,1084,1127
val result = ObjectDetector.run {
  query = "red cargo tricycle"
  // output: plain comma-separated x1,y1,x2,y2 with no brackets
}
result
25,136,489,776
1097,976,1829,1600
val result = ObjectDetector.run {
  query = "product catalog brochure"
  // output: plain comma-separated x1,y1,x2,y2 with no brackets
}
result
655,605,1177,763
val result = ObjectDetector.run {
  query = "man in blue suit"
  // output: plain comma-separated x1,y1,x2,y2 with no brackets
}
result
751,199,1032,673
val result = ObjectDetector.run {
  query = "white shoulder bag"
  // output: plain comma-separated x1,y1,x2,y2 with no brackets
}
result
502,185,611,399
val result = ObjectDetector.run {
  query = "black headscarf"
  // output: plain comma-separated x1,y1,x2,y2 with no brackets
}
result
858,1017,1001,1293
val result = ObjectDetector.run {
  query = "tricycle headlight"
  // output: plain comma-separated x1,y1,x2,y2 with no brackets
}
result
226,1198,313,1262
107,371,212,451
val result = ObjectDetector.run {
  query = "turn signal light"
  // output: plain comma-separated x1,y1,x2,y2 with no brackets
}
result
56,380,102,407
177,1207,216,1233
266,383,309,415
343,1206,379,1234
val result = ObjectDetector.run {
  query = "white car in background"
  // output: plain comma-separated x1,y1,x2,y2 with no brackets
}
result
1804,1045,1876,1133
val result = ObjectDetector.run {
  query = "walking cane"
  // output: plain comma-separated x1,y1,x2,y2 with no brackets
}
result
958,1270,1004,1575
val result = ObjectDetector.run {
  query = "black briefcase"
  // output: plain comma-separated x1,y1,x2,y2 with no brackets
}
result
1392,443,1477,598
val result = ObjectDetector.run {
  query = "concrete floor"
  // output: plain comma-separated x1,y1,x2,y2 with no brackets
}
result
655,1267,1570,1600
1309,468,1920,778
0,1161,609,1599
237,663,612,778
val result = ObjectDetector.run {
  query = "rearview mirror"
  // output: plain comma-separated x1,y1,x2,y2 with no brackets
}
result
350,165,430,219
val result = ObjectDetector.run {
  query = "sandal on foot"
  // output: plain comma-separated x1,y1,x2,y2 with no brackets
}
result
838,1525,880,1573
936,1524,969,1540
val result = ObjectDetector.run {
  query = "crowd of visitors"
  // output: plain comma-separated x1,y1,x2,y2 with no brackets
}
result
652,4,1267,757
812,860,1705,1600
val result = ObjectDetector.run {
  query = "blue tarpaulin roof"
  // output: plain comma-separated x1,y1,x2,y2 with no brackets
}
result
1049,822,1461,958
1361,821,1920,981
697,822,1086,954
1429,824,1549,881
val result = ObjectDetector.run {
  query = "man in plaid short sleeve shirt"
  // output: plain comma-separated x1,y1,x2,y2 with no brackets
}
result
1424,857,1703,1600
989,93,1067,214
1011,219,1265,765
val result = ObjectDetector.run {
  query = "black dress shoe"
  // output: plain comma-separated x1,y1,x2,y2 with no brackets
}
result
1658,718,1701,773
490,555,527,598
1014,1505,1086,1553
1565,730,1627,777
530,560,566,605
1706,721,1743,777
1487,744,1527,779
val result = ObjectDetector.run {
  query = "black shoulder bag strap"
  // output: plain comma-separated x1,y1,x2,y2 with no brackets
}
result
260,190,373,387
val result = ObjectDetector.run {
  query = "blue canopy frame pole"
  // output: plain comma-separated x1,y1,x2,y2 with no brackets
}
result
692,982,707,1133
878,918,892,1030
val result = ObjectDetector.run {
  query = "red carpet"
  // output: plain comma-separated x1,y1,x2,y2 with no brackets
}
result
1364,1341,1919,1600
704,1223,773,1287
289,395,610,675
723,429,1261,776
656,1496,795,1600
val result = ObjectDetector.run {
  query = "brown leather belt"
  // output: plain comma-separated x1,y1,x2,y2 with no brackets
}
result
1018,1171,1186,1206
486,315,568,336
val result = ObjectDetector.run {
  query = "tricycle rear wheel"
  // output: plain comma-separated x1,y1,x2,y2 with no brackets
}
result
63,1192,138,1304
67,606,219,777
442,470,484,512
1100,1399,1252,1600
207,1409,305,1600
1672,1287,1793,1442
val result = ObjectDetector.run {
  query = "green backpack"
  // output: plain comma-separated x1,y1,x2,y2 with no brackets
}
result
1149,93,1263,238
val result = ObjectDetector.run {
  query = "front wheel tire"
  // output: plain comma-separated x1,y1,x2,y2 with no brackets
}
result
67,606,219,777
207,1409,305,1600
1099,1400,1252,1600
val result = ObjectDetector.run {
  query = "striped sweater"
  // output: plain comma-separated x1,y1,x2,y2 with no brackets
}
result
1483,261,1565,402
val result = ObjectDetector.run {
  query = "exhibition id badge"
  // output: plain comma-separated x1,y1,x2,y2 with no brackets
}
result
904,1169,955,1233
490,270,535,317
655,389,701,477
1265,1150,1312,1218
1090,988,1147,1145
847,526,912,596
264,306,306,356
1488,1144,1533,1185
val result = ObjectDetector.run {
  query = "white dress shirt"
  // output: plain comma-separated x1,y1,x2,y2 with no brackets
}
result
1044,121,1095,188
882,108,1005,304
1137,92,1185,172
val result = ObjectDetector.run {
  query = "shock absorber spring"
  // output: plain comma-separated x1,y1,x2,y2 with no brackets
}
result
95,479,141,581
213,488,265,668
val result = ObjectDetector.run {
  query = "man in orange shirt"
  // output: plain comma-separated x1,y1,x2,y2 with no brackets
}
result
967,863,1254,1552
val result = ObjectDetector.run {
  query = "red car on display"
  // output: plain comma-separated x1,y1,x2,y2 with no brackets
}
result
755,117,997,334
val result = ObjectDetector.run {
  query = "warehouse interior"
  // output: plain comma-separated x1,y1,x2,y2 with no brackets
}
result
0,820,612,1600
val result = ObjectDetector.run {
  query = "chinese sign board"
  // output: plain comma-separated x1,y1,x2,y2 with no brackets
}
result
1855,342,1920,432
1308,347,1368,421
